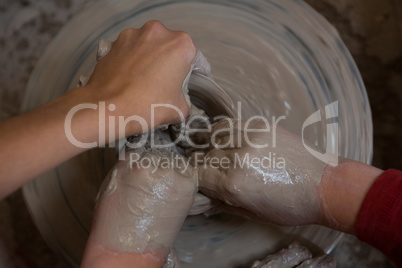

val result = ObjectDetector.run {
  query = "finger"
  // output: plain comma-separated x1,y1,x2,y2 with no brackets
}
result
197,149,230,196
209,118,244,148
173,30,197,65
113,27,139,46
188,193,222,215
192,51,211,77
140,20,168,37
251,242,312,268
96,38,112,61
203,202,260,222
197,163,224,199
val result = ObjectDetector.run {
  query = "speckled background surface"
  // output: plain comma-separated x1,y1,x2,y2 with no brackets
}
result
0,0,400,267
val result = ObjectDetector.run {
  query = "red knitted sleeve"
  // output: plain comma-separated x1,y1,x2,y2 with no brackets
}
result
355,169,402,267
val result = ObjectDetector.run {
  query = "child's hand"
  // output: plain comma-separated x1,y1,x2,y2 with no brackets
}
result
82,150,197,267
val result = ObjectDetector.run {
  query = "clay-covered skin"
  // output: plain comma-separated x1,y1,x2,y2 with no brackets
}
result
89,150,198,259
162,249,181,268
250,242,335,268
250,242,312,268
197,118,329,226
296,255,336,268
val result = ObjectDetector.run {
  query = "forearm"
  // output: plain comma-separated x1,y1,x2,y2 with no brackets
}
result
81,237,164,268
0,22,195,199
0,88,96,198
318,159,383,234
0,86,148,199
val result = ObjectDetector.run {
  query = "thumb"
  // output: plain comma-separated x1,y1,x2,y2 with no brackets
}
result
196,155,226,199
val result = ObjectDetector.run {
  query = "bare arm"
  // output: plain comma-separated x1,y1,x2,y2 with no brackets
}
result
319,160,383,234
0,88,97,198
0,21,195,199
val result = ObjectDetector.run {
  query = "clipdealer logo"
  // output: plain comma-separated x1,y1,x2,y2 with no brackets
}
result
302,101,339,167
64,100,339,169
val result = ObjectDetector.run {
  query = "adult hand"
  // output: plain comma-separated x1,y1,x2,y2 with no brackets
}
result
195,118,328,226
81,20,196,138
0,21,196,199
82,150,197,268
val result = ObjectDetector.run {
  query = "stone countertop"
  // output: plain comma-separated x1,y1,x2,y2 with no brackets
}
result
0,0,400,267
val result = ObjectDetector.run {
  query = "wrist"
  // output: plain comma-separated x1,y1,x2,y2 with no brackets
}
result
72,84,172,143
318,160,383,234
59,86,147,148
57,87,102,149
81,236,164,268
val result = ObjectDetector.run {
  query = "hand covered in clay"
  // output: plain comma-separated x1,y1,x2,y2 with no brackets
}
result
84,150,197,266
196,118,332,226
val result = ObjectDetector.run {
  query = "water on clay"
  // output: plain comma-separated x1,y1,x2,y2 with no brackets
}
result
21,1,373,267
